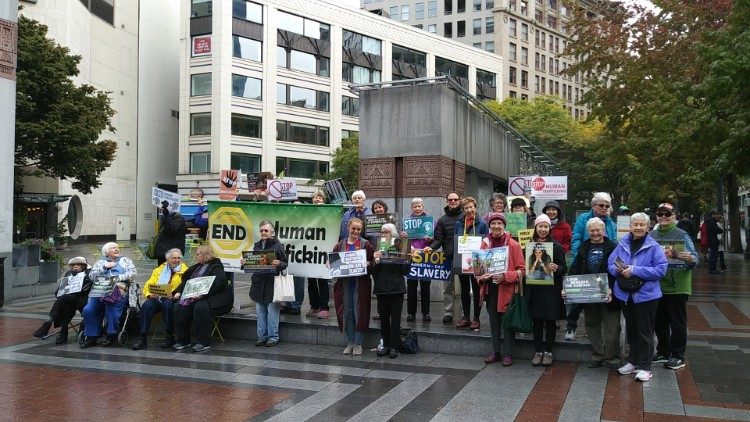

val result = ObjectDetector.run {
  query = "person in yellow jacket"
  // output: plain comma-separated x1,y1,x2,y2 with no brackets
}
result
133,248,188,350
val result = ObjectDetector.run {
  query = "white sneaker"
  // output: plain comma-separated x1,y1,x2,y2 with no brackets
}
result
618,363,636,375
352,344,363,355
343,343,354,355
564,329,576,341
635,370,653,381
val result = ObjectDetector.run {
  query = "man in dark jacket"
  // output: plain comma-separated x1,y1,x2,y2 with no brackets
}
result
155,200,187,265
676,213,697,242
423,192,463,324
704,210,723,274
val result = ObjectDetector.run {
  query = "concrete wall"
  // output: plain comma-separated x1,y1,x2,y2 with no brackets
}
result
1,1,18,305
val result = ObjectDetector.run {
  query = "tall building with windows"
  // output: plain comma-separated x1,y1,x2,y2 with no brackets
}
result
179,0,503,198
363,0,598,118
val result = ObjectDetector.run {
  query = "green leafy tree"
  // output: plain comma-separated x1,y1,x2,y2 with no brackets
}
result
308,134,360,195
15,15,117,194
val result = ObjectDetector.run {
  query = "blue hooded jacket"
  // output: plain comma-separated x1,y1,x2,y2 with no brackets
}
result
607,233,668,303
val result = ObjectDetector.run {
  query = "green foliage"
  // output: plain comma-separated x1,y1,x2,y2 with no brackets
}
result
15,15,117,194
308,134,360,195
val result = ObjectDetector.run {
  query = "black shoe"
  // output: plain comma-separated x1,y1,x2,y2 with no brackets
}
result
587,360,604,368
389,348,399,359
55,330,69,345
80,337,97,349
279,307,291,314
665,357,686,370
132,335,147,350
160,335,176,349
423,314,432,322
377,347,390,357
442,315,453,324
33,322,52,338
265,340,279,347
652,353,669,364
406,314,415,322
288,308,301,316
101,334,117,347
255,339,267,347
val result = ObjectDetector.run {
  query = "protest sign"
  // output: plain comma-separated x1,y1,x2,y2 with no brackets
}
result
329,250,367,278
151,187,181,213
471,247,508,277
525,242,555,285
455,235,483,274
409,250,451,281
456,235,483,255
508,175,535,196
658,241,689,269
181,276,216,300
242,250,278,273
378,236,411,263
56,273,85,297
563,273,610,304
365,213,397,236
530,176,568,200
267,178,298,201
517,229,535,248
219,170,240,200
208,201,341,277
505,213,528,237
617,216,630,240
148,284,173,297
403,216,434,239
324,179,349,205
89,277,116,298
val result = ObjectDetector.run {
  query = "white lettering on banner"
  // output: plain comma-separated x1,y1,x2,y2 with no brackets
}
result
531,176,568,200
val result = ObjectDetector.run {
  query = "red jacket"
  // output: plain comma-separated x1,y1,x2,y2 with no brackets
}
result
478,232,526,312
332,237,374,333
551,220,572,253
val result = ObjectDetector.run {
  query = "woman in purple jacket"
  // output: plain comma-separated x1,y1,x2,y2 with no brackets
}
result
608,212,668,382
405,198,433,322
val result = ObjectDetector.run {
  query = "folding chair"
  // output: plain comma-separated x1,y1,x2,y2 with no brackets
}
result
211,316,225,342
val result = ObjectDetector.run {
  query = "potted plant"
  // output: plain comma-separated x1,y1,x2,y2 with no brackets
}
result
39,239,63,283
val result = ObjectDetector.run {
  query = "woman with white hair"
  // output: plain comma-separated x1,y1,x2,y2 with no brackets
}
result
406,197,433,322
339,189,370,241
248,220,287,347
81,242,137,348
608,212,668,382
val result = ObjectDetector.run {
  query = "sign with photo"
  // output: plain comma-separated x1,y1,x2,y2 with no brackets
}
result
471,247,509,277
563,273,610,304
181,276,216,300
525,242,555,285
455,235,483,274
365,213,397,236
219,169,240,200
242,250,277,273
56,273,85,297
505,213,528,237
658,241,689,269
328,250,367,278
378,236,411,264
402,216,434,239
409,250,451,281
89,277,116,298
324,179,349,205
151,187,181,213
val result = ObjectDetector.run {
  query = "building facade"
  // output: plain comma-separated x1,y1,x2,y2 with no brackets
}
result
363,0,596,119
178,0,503,199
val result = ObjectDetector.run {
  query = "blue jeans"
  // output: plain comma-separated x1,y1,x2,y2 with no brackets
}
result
139,298,174,335
82,297,127,337
291,276,305,309
256,301,280,342
344,279,364,345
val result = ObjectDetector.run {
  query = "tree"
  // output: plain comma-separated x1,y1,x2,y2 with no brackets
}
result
308,134,360,195
15,15,117,194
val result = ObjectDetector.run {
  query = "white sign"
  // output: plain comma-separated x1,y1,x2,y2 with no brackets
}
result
457,235,483,255
151,187,181,213
508,175,536,196
328,249,368,278
617,216,631,240
266,178,298,201
530,176,568,200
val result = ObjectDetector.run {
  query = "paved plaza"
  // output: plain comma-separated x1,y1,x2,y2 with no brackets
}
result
0,245,748,421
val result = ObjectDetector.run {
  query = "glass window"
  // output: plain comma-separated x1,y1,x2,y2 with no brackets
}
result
190,73,211,96
343,30,382,56
435,56,469,78
392,45,427,68
444,22,452,37
444,0,452,14
509,66,517,84
535,9,544,24
521,70,528,88
547,0,557,10
428,1,437,17
509,42,516,61
484,41,494,52
231,113,261,138
189,152,211,173
521,47,528,65
509,18,516,37
276,157,329,178
427,24,436,33
509,90,517,98
230,153,261,173
343,63,381,84
521,0,528,15
521,23,528,41
278,11,304,34
457,0,466,13
317,91,330,112
390,6,400,20
232,74,262,100
457,20,465,37
289,122,317,145
485,0,494,7
191,0,211,18
290,50,316,74
277,46,288,67
190,113,211,135
509,0,516,11
473,18,481,35
473,42,482,48
547,15,557,29
342,96,360,117
401,5,410,20
485,16,494,34
473,0,482,10
289,86,316,109
232,0,262,23
341,130,358,140
415,2,424,19
233,35,261,61
305,21,330,41
476,69,496,87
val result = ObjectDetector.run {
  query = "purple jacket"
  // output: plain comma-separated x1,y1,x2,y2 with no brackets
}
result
409,212,432,250
607,233,668,304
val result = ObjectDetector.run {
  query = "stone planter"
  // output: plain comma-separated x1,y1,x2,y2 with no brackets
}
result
39,261,61,284
12,245,41,268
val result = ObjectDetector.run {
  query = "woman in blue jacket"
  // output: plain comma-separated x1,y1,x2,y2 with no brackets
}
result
608,212,668,382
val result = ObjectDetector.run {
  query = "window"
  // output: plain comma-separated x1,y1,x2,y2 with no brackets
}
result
549,34,554,50
509,66,517,85
191,0,211,18
276,157,329,178
190,152,211,173
473,18,482,35
521,70,528,88
547,15,557,29
521,23,528,41
509,90,517,98
476,69,496,87
473,0,482,11
401,5,410,20
444,0,452,15
232,74,262,99
232,0,262,23
535,30,540,47
509,42,516,61
485,16,494,34
232,35,261,61
485,0,494,8
535,9,543,24
341,130,359,140
88,0,115,24
415,2,425,19
457,0,466,12
555,80,559,95
428,24,436,33
342,63,381,84
509,0,516,11
190,73,211,96
428,1,438,17
535,52,540,70
457,20,465,37
231,113,261,138
277,84,329,112
520,0,528,15
555,59,559,75
509,18,516,38
444,22,452,37
521,47,528,65
342,96,360,117
277,120,329,146
190,113,211,135
392,45,428,68
541,32,547,49
484,41,494,52
389,6,400,20
473,42,482,48
278,48,329,77
541,76,546,93
535,75,540,92
555,37,560,53
549,56,554,73
342,30,382,56
435,56,469,78
547,0,557,10
230,153,261,173
413,24,423,29
277,11,330,41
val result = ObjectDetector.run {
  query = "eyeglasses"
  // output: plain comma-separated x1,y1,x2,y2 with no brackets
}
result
656,212,673,217
259,229,271,233
594,203,609,208
447,198,460,202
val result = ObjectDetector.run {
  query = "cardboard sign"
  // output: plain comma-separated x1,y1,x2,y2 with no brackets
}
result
525,242,555,285
409,250,451,281
56,273,85,297
563,273,610,304
148,284,173,297
329,250,367,278
242,250,277,273
324,179,349,205
617,216,631,240
517,229,535,248
151,187,181,213
181,276,216,300
471,247,509,277
531,176,568,200
403,216,434,239
192,35,211,56
267,178,298,201
505,213,528,237
365,213,397,236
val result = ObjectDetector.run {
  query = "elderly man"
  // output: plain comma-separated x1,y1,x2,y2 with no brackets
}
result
566,192,618,340
649,203,698,370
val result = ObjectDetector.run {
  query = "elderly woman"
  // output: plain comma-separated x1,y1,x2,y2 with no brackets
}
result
132,248,188,350
483,192,508,223
372,225,410,359
609,212,668,382
567,217,619,369
307,190,332,319
339,189,370,241
172,245,233,352
81,243,137,348
455,197,489,331
477,213,526,366
33,257,93,344
249,220,288,347
406,197,433,322
333,217,374,356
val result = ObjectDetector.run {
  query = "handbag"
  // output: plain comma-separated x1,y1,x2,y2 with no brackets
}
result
397,328,419,354
273,271,296,303
145,234,158,260
617,275,644,293
502,281,533,333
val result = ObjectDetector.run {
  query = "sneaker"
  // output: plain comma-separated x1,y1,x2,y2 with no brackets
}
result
352,345,363,356
423,314,432,322
377,347,389,357
564,329,575,341
33,322,52,338
388,348,399,359
265,340,279,347
343,343,354,355
531,352,543,366
160,335,176,349
306,308,319,318
192,343,211,352
455,319,471,329
173,342,192,351
406,314,415,322
665,357,685,370
470,320,480,331
485,353,499,363
317,310,331,319
442,315,453,324
542,352,553,366
502,355,513,366
652,353,669,364
618,363,637,375
587,360,605,368
635,370,652,381
255,339,267,347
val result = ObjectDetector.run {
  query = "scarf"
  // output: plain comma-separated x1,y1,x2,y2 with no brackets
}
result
486,232,510,248
657,222,677,234
465,215,475,233
550,218,559,226
157,263,174,285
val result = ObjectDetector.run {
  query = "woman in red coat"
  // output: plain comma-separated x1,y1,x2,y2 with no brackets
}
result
543,200,572,253
477,213,526,366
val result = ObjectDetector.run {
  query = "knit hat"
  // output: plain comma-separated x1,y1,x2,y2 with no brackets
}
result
487,212,507,226
510,197,527,209
68,256,87,266
534,214,551,227
542,200,561,215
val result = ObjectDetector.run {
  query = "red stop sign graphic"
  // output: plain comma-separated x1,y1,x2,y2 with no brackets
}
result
532,177,546,191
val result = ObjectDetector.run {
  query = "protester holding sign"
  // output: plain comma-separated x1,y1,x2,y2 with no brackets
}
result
133,248,188,350
155,200,187,265
405,198,433,322
172,245,233,353
81,243,137,349
372,243,410,359
543,200,572,253
307,190,332,319
477,213,526,366
525,215,567,367
339,190,370,241
332,218,375,356
608,212,668,382
566,217,619,369
33,257,93,345
454,197,489,331
247,221,288,347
